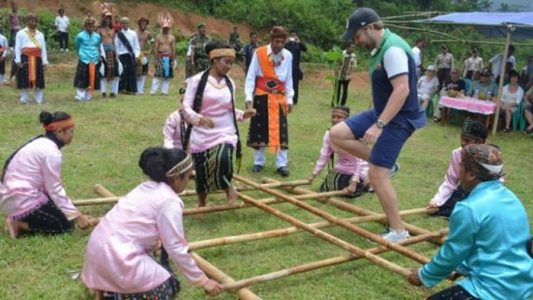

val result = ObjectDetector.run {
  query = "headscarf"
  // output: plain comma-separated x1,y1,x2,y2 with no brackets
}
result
462,144,503,181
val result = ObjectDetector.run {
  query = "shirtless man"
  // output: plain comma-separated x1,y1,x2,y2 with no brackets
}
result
98,13,119,97
150,15,175,96
136,17,152,95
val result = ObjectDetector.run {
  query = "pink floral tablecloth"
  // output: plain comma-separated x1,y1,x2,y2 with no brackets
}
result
439,96,496,115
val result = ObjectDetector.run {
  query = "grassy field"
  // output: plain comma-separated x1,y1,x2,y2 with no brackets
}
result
0,51,531,299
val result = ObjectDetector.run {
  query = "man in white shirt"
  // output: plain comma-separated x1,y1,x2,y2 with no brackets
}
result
411,38,424,78
115,17,140,94
245,26,294,177
15,14,48,104
55,9,70,51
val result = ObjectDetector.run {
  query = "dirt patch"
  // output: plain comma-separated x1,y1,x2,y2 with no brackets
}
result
15,0,260,40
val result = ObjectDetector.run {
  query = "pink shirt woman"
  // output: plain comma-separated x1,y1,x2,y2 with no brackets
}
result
162,109,184,149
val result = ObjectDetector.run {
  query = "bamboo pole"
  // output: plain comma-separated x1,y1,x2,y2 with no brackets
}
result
492,25,512,135
263,178,445,245
190,207,436,250
236,191,411,277
191,252,260,300
221,228,448,291
86,180,311,206
234,175,431,265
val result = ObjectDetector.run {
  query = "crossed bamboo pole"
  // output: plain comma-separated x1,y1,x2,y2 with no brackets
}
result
263,178,445,245
220,228,448,291
236,176,432,264
190,207,434,250
81,180,310,207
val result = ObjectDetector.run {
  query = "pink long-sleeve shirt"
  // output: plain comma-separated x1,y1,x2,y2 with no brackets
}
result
182,72,244,153
162,110,183,149
81,181,208,293
0,137,79,220
431,147,504,206
312,130,369,180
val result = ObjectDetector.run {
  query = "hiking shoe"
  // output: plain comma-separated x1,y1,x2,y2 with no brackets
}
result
389,163,400,178
381,228,410,243
277,166,290,177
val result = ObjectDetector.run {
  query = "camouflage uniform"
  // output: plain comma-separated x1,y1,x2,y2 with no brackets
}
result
189,34,210,77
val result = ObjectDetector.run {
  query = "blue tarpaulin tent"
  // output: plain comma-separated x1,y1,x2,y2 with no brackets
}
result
428,12,533,39
423,12,533,133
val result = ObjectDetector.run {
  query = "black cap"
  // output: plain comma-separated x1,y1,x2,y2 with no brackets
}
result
342,8,380,43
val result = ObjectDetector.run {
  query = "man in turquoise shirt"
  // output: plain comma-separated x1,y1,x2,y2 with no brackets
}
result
74,18,101,101
408,144,533,300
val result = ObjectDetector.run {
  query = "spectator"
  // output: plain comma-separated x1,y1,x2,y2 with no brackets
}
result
433,68,466,122
242,31,259,74
463,48,483,80
0,28,8,84
499,70,524,132
187,23,210,78
489,44,515,83
417,65,439,111
435,44,454,90
335,43,357,107
525,84,533,134
55,8,70,52
468,67,498,101
8,2,21,48
519,56,533,89
284,30,307,105
411,38,424,78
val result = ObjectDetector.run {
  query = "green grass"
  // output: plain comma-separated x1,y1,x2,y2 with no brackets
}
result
0,50,531,299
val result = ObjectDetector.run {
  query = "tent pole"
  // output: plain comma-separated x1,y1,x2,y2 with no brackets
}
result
492,25,512,135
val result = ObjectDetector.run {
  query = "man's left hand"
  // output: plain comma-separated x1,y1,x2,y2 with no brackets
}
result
407,268,423,286
362,124,382,145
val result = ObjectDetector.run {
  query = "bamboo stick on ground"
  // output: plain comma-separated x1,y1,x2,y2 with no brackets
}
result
191,252,260,300
235,175,431,265
236,191,411,277
85,180,312,207
221,228,448,291
190,207,435,250
263,178,445,245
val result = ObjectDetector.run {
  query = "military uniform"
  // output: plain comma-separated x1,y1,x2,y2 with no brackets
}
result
189,34,210,77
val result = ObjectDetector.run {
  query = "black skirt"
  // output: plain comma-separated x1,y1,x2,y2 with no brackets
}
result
192,143,234,193
74,60,101,89
16,54,45,89
246,94,289,149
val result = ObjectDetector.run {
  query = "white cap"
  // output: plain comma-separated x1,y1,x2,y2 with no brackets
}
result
427,65,436,71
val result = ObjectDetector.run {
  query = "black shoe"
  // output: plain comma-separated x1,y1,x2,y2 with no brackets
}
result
277,166,290,177
110,93,116,98
251,165,263,173
503,128,510,133
102,92,107,98
433,116,441,122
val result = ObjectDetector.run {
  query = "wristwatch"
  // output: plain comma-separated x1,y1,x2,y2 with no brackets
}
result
376,119,386,129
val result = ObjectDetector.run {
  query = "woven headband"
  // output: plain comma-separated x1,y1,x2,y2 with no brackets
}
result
166,154,193,177
209,48,235,60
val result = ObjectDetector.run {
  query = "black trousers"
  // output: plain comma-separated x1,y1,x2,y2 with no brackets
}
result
336,79,350,106
427,285,479,300
292,70,301,105
58,32,69,50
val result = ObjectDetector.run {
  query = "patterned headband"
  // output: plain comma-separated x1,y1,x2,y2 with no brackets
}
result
166,154,193,177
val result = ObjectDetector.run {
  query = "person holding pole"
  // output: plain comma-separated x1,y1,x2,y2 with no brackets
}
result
408,144,533,300
330,7,425,242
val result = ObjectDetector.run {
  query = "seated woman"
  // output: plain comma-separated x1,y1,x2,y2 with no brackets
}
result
417,65,439,111
308,106,369,197
409,144,533,300
499,70,524,132
427,120,487,217
81,147,221,299
1,111,97,238
182,41,254,207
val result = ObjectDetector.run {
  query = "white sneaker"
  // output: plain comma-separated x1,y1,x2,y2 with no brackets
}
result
381,228,409,243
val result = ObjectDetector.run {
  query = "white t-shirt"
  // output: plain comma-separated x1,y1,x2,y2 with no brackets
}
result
55,15,70,32
411,46,421,67
417,75,439,98
501,84,524,106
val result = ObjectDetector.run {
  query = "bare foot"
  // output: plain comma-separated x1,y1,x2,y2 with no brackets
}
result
4,218,19,239
226,186,238,204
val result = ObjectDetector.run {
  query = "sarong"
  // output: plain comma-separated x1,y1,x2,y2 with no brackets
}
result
154,56,173,79
118,53,137,93
102,273,180,300
247,94,289,149
16,48,45,89
320,171,365,198
192,143,233,193
14,199,74,235
74,60,101,90
102,44,119,79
